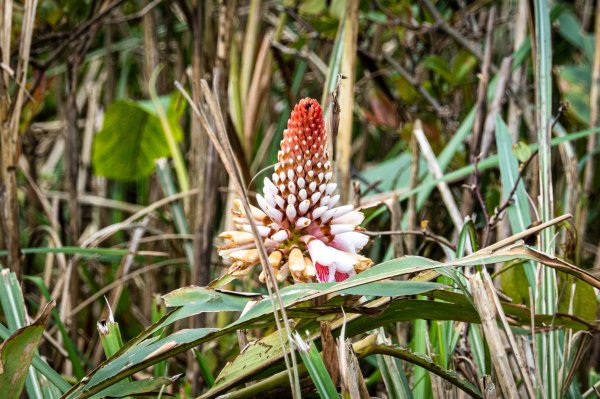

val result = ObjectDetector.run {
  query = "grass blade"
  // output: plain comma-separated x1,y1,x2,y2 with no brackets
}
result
292,333,339,398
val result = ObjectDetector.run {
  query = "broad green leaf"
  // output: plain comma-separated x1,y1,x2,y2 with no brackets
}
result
0,302,53,399
92,96,184,181
430,290,593,331
66,245,600,397
89,375,180,399
299,0,325,15
340,281,444,297
138,92,186,142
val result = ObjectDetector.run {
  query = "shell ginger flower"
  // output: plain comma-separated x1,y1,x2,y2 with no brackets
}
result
218,98,373,284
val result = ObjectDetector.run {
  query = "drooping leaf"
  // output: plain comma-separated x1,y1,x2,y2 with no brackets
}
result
356,344,482,398
89,375,181,399
0,302,53,399
208,329,288,395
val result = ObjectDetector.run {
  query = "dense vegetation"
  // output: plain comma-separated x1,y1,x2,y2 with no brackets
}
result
1,0,599,397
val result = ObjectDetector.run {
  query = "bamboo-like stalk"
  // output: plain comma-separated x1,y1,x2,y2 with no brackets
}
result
481,270,536,398
470,272,519,399
0,0,37,278
533,0,558,397
580,3,600,257
240,0,261,107
507,0,528,143
336,0,359,203
149,67,189,193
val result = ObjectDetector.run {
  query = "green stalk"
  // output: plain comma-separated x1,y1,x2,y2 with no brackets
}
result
98,319,124,359
411,317,431,398
376,328,412,399
239,0,261,105
533,0,558,398
229,40,244,139
155,159,194,267
97,302,124,359
149,66,189,193
194,349,215,388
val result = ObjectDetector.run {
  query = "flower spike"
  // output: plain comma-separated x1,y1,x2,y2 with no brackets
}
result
218,98,373,283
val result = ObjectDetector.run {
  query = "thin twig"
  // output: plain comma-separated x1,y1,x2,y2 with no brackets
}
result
419,0,497,73
414,119,464,230
487,104,567,232
365,229,456,251
108,0,163,24
382,52,444,116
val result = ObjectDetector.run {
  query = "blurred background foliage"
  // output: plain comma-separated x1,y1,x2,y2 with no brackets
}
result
1,0,600,397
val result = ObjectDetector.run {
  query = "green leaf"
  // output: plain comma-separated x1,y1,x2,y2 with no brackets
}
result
92,98,183,181
0,302,53,399
556,10,594,61
0,246,166,262
450,51,478,84
162,286,255,311
495,117,535,288
137,92,186,143
293,333,339,399
299,0,325,15
89,375,181,399
63,328,218,398
422,55,453,83
209,329,287,395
